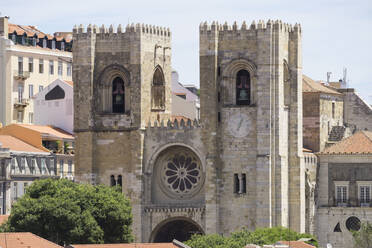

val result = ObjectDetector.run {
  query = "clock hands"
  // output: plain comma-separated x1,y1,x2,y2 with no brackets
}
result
237,118,243,131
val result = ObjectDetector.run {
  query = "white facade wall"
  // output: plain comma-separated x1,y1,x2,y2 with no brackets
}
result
34,79,73,134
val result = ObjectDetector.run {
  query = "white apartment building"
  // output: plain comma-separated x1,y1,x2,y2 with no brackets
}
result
0,16,72,126
34,78,73,134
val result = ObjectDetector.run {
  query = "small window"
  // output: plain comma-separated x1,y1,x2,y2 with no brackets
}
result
39,59,44,73
332,102,335,118
360,186,370,205
23,182,28,194
110,175,116,186
67,63,72,76
11,33,16,43
49,60,54,75
112,77,125,113
346,216,361,232
28,112,33,124
152,67,165,110
43,39,47,48
241,174,247,194
59,160,64,176
17,111,23,123
28,57,33,72
41,158,47,174
61,42,65,51
18,84,23,102
234,173,239,194
18,56,23,74
13,182,18,200
118,175,122,189
30,159,36,174
58,61,63,76
236,70,251,105
336,185,348,205
52,40,56,50
29,84,34,98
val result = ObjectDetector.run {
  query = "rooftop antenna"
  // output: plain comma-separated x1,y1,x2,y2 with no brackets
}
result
326,72,332,85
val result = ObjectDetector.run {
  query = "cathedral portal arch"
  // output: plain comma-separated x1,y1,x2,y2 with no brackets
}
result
149,217,204,243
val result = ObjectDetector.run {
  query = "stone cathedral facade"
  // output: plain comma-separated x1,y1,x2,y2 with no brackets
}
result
73,20,307,242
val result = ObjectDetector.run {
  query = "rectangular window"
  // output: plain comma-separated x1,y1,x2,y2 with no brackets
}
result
360,186,370,204
41,158,47,175
60,160,64,176
58,61,63,76
30,159,36,174
49,60,54,75
18,56,23,74
18,84,23,102
336,186,348,204
11,158,16,174
39,85,44,93
24,182,28,195
39,59,44,73
61,42,65,51
13,182,18,200
43,39,47,48
241,174,247,194
20,157,25,174
28,57,33,72
17,111,23,123
67,62,72,76
29,84,34,98
68,161,72,176
52,40,56,50
234,173,239,194
28,112,34,124
332,102,335,118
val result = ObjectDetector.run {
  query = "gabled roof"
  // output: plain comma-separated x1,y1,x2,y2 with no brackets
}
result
0,232,62,248
302,75,341,95
8,23,48,38
320,131,372,155
71,243,178,248
0,135,47,153
16,124,73,140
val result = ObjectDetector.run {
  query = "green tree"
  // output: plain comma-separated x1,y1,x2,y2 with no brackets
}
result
185,227,318,248
353,222,372,248
2,178,133,245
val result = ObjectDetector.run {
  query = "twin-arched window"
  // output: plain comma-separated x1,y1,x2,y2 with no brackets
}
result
112,77,125,113
236,69,251,105
152,67,165,110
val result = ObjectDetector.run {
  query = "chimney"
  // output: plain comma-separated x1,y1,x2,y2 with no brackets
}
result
0,16,9,38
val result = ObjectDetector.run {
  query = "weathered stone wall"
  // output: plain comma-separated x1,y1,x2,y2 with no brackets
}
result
340,89,372,131
199,20,304,233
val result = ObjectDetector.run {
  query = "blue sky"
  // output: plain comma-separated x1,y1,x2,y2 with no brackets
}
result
3,0,371,103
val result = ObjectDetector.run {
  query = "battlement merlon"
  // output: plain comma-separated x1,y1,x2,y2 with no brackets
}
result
199,20,301,35
72,23,171,39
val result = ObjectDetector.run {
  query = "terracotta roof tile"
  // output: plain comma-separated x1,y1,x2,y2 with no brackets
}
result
0,215,9,226
72,243,178,248
0,232,62,248
278,241,316,248
16,124,74,140
302,75,341,95
64,80,74,87
320,131,372,155
8,23,47,38
171,115,192,123
0,135,46,153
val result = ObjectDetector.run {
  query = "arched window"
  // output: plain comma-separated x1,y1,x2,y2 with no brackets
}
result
110,175,116,186
112,77,125,113
236,70,250,105
152,67,165,110
117,175,122,189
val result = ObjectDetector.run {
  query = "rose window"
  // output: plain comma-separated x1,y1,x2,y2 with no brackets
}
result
161,152,202,195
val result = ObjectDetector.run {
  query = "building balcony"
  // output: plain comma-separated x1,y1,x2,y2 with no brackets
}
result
13,98,29,109
13,70,30,80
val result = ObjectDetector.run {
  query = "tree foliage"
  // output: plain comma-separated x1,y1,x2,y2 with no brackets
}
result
185,227,318,248
2,179,133,245
353,222,372,248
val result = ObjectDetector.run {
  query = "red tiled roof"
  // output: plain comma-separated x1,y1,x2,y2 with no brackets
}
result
0,215,9,226
171,115,192,123
278,241,316,248
64,80,74,87
0,232,62,248
320,131,372,155
0,135,46,153
8,23,47,38
302,75,341,95
16,124,74,140
72,243,178,248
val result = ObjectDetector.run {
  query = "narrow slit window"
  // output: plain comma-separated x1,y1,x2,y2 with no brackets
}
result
236,70,251,105
110,175,116,186
234,173,239,194
112,77,125,113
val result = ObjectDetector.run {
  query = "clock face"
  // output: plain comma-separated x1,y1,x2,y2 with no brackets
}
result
228,113,251,138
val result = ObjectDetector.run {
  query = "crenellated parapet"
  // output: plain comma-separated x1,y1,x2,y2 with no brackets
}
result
72,23,171,40
199,20,301,38
145,118,201,130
